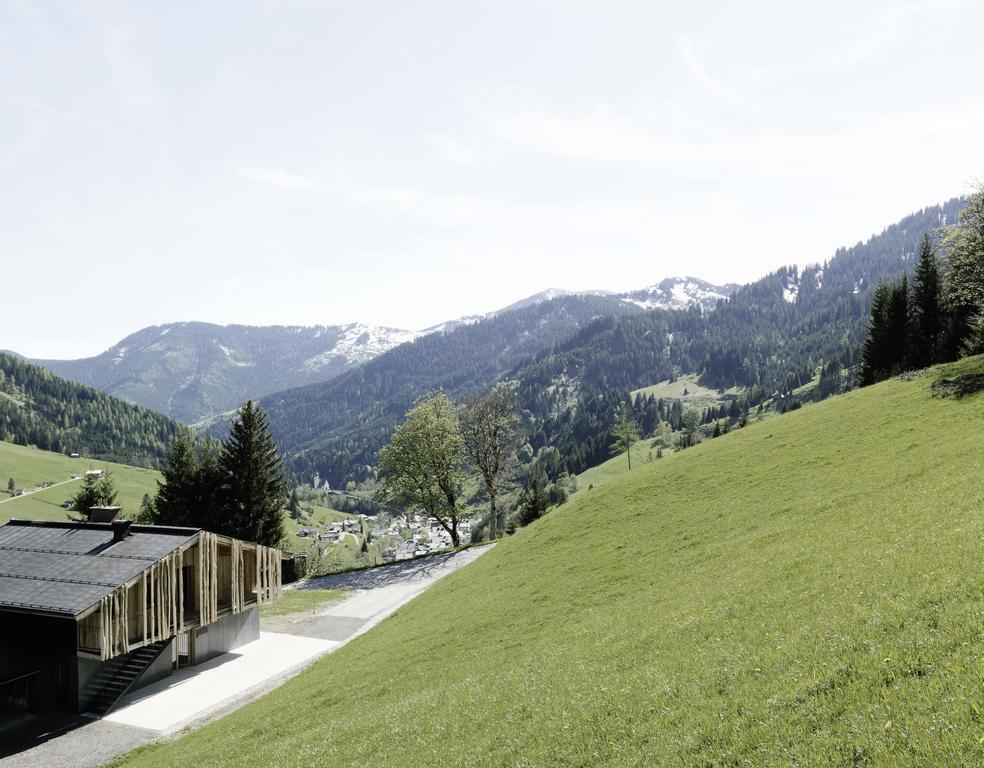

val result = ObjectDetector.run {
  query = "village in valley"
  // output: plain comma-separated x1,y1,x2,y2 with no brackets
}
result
293,472,472,565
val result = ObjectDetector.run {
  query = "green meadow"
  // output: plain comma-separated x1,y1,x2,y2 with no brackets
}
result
110,356,984,766
259,587,346,618
0,441,161,524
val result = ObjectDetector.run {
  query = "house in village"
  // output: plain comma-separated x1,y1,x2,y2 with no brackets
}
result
0,518,282,732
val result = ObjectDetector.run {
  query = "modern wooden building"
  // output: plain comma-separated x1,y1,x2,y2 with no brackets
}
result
0,519,282,730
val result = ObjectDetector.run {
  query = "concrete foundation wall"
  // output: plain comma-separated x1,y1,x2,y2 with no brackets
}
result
132,639,175,692
194,606,259,664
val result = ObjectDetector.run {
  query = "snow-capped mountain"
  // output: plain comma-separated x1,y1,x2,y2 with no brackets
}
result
300,323,420,371
421,279,739,338
32,321,421,424
619,277,741,312
29,276,742,423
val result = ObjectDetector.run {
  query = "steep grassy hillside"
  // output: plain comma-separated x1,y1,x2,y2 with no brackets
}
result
113,357,984,767
0,440,161,524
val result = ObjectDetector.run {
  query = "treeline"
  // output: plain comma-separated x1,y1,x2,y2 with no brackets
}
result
0,351,180,467
861,186,984,385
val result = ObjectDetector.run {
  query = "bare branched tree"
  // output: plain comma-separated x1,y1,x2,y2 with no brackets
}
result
459,384,520,540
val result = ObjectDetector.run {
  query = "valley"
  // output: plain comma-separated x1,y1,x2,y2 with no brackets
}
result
4,9,983,766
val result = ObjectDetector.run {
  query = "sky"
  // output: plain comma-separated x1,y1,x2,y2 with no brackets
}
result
2,0,983,359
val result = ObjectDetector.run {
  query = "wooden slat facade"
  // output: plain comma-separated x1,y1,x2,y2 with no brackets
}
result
78,531,282,661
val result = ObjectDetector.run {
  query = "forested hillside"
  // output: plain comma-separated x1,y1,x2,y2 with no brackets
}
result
253,295,640,485
0,352,181,467
519,198,965,473
258,197,964,485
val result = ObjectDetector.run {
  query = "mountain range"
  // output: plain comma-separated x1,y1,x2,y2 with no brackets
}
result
25,277,738,423
6,196,964,486
252,197,963,486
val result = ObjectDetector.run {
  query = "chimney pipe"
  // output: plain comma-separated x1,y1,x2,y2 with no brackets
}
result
112,519,132,543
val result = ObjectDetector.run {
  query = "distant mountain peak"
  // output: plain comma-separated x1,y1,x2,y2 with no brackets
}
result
619,276,740,312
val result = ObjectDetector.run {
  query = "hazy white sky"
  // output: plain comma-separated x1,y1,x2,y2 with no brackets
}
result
3,0,983,358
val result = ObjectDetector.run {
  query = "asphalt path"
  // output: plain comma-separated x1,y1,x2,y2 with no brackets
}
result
0,478,79,505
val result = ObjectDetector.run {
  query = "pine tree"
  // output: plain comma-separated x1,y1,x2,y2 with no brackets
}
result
610,403,641,469
860,282,893,386
909,233,942,367
71,471,119,517
6,477,14,495
516,473,548,527
219,401,286,547
153,432,201,528
886,274,909,373
288,488,302,520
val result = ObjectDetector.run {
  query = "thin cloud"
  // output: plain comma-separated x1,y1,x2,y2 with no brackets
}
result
676,34,749,107
236,167,329,192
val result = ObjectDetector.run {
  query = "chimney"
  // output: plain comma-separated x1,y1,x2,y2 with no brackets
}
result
88,506,121,523
111,519,132,543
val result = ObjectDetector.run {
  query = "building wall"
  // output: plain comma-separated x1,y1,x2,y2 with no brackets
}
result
0,611,78,718
131,638,175,691
193,606,259,664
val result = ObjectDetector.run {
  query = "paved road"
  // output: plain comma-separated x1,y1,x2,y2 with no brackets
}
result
0,544,492,768
266,545,492,641
0,478,79,505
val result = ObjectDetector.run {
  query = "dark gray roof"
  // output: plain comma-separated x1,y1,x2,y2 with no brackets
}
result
0,520,199,617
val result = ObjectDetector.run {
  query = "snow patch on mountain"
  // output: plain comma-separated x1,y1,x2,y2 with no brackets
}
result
301,323,420,371
782,273,800,304
620,277,738,312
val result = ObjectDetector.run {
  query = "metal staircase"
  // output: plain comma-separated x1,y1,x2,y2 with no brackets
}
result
81,639,172,716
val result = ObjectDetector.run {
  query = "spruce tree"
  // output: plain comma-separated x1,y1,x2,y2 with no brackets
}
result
886,274,909,374
610,403,641,469
219,401,286,547
288,488,302,520
860,282,893,386
909,233,942,367
71,472,119,517
153,432,200,527
516,473,548,527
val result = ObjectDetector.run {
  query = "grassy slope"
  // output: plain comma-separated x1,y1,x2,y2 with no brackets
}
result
113,358,984,767
631,372,740,407
576,435,654,489
259,588,346,618
0,440,161,524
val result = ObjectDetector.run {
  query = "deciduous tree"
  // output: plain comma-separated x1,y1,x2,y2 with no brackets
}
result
377,393,466,546
459,384,520,541
943,184,984,356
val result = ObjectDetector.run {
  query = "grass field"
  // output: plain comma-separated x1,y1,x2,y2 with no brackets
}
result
259,588,346,617
631,372,741,407
0,441,161,524
576,435,655,489
111,356,984,767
